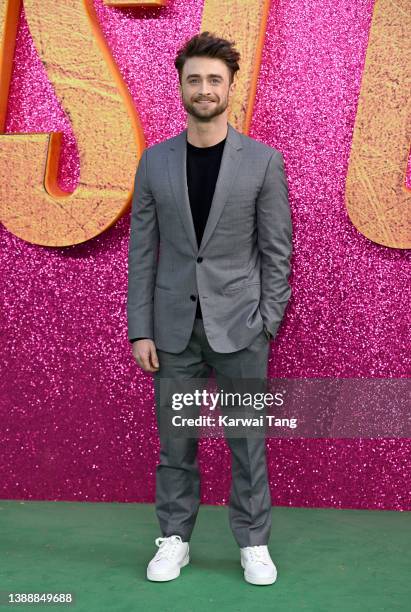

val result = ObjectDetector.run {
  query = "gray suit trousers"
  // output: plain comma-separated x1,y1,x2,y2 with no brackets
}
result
153,318,272,548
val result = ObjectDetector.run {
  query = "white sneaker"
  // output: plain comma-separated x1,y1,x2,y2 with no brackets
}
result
240,545,277,585
146,535,190,582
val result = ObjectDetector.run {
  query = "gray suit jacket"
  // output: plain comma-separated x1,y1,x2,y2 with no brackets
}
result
127,122,292,353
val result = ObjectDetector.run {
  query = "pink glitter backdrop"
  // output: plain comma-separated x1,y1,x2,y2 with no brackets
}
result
1,0,410,509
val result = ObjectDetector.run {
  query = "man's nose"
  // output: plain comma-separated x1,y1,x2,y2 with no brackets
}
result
199,81,211,95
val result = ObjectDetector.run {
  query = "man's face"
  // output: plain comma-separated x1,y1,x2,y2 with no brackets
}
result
179,57,235,122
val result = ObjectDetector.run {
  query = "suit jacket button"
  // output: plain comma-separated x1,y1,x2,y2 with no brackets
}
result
190,294,197,301
197,257,203,263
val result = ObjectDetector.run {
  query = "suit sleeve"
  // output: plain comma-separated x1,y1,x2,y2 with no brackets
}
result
127,149,159,341
256,151,293,340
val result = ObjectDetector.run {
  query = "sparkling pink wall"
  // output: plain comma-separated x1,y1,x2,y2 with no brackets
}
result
1,0,410,509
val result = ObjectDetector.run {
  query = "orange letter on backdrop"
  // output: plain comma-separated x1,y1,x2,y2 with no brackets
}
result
0,0,145,247
345,0,411,249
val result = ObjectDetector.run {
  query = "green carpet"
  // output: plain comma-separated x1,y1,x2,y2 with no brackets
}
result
0,501,410,611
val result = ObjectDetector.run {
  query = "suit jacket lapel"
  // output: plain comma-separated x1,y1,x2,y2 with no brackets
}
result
167,122,243,255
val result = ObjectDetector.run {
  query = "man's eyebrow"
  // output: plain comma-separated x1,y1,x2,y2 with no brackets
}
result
185,73,223,80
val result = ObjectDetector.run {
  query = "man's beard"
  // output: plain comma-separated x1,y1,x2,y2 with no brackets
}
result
182,94,229,122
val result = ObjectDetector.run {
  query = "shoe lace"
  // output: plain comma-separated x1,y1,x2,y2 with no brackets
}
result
154,535,184,561
244,546,270,565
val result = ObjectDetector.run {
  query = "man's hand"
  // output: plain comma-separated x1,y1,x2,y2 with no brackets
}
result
132,339,160,372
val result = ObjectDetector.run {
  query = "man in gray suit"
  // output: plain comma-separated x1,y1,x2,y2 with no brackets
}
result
127,31,292,586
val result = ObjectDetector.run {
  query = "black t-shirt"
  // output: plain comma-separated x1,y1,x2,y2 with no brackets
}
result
186,135,226,319
131,135,226,342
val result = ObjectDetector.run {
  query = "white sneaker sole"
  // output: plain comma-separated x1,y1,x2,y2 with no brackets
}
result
243,571,277,585
241,560,277,585
146,552,190,582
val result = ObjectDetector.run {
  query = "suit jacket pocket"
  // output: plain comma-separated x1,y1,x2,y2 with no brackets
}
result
223,281,261,295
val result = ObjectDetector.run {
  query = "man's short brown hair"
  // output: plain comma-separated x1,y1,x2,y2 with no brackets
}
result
175,31,241,85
